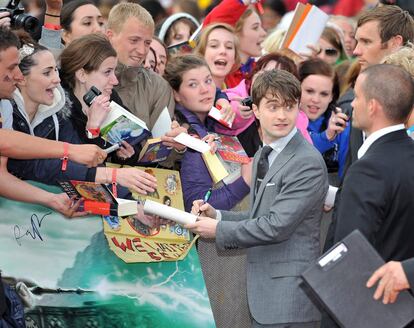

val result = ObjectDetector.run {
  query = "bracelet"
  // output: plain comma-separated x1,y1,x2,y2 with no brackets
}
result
44,23,62,30
61,142,69,171
112,168,118,198
45,12,61,18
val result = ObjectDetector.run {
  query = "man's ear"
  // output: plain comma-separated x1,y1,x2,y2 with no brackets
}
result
173,90,181,103
368,98,380,118
75,68,87,84
252,103,260,120
389,35,404,50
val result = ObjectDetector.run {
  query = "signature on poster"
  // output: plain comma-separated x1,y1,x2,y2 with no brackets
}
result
14,212,51,246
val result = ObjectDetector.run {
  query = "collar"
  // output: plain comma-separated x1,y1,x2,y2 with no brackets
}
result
264,127,297,154
175,104,215,138
357,124,405,159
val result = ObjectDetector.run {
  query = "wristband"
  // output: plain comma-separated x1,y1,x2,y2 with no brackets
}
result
44,23,62,30
61,142,69,171
45,12,61,18
112,168,118,198
86,127,100,139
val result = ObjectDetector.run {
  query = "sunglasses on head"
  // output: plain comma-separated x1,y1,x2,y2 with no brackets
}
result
322,48,339,57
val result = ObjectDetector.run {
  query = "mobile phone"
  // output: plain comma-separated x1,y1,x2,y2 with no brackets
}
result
83,86,102,107
241,96,253,109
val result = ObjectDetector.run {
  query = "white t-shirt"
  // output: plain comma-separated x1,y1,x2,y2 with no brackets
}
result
0,99,13,130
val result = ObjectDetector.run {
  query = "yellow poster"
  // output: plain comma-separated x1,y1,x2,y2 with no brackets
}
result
103,165,197,263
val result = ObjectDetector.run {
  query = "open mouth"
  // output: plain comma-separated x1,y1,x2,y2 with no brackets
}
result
214,59,228,68
45,88,54,98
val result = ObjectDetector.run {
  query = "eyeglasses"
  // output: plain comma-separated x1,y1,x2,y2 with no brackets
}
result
321,48,339,57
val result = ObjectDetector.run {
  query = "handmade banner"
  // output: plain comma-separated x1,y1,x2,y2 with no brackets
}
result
0,183,215,328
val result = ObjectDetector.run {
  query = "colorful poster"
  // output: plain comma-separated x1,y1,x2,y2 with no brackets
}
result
0,183,215,327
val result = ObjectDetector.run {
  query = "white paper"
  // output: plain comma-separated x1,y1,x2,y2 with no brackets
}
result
100,101,149,131
151,107,172,138
208,106,233,128
324,185,338,208
144,199,197,225
173,132,210,153
287,5,329,55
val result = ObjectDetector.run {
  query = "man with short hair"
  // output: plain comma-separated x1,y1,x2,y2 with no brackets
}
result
106,3,175,129
186,70,328,328
323,64,414,327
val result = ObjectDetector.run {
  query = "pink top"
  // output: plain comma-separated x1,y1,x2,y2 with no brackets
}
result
216,79,313,144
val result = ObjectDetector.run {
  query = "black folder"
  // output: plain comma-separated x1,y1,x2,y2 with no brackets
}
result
302,230,414,328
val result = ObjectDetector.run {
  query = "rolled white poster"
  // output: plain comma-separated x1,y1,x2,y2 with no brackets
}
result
143,199,197,225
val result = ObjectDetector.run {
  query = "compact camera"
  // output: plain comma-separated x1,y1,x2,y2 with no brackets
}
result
0,0,39,34
83,86,102,107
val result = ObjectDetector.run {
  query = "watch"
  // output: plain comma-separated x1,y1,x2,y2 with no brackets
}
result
86,127,100,139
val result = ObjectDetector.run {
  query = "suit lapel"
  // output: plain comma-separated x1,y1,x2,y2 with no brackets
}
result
251,132,302,215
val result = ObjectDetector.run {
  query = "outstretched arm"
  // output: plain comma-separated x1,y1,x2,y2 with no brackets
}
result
0,130,106,167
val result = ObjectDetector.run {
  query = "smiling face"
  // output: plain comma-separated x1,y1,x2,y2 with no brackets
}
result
78,56,118,97
253,93,299,144
63,4,105,44
0,46,23,99
173,66,216,122
238,11,266,59
203,28,236,84
18,51,61,107
107,17,154,67
300,74,333,121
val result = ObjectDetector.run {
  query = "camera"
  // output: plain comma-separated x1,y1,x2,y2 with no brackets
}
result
0,0,39,34
241,96,253,109
83,86,102,107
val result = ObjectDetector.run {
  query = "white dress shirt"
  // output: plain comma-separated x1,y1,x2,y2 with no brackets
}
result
357,124,405,159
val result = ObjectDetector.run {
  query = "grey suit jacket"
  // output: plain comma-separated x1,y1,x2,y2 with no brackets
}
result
216,131,328,325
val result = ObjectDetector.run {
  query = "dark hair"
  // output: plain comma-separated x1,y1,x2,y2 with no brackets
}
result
251,70,301,108
165,17,198,46
357,5,414,44
298,58,340,129
263,0,287,16
0,27,20,54
298,58,340,104
246,52,298,93
360,64,414,123
14,31,48,76
61,0,96,32
164,54,210,91
60,34,117,90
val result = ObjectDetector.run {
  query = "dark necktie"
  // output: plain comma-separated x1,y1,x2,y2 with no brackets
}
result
256,145,273,191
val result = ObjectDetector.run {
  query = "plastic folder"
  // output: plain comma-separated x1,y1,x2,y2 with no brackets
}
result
301,230,414,328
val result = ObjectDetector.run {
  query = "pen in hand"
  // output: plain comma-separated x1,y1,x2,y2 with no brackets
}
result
197,188,212,216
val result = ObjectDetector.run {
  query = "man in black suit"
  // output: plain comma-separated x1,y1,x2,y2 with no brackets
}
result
322,64,414,327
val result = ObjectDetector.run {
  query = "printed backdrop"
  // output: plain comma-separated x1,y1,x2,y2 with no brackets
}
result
0,183,215,328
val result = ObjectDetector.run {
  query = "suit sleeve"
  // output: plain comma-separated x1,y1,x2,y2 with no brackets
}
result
401,258,414,294
216,153,328,250
333,160,387,244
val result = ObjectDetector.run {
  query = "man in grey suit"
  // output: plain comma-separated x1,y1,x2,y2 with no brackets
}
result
186,70,328,328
